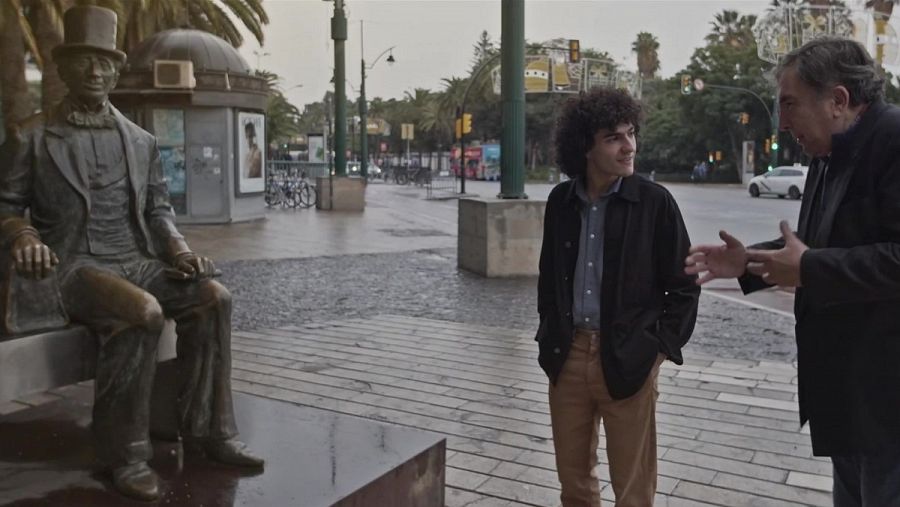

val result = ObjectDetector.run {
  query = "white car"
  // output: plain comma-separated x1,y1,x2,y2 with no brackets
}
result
347,161,382,179
748,165,808,200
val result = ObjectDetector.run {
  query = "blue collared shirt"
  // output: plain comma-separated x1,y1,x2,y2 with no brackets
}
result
573,177,622,330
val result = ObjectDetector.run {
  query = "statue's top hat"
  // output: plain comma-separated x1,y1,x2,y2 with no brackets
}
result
51,6,126,64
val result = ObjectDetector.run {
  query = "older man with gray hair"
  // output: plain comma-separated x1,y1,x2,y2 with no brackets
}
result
685,37,900,506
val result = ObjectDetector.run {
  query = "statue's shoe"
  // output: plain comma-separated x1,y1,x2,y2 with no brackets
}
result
205,439,265,468
111,462,160,502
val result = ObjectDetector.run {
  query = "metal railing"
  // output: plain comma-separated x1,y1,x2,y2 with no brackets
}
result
426,169,459,199
267,161,328,179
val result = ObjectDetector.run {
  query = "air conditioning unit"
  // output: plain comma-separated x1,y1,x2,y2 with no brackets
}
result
153,60,196,89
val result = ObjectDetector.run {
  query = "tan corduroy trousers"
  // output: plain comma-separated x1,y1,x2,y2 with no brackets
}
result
549,329,664,507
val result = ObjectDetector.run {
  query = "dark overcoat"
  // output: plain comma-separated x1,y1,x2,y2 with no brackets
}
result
741,99,900,456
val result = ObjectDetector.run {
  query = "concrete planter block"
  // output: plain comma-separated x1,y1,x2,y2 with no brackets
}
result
458,197,546,277
317,176,366,211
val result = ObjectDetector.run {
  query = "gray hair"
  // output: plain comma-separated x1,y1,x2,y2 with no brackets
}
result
776,36,884,106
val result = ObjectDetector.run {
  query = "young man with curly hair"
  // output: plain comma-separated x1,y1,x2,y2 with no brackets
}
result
536,87,700,507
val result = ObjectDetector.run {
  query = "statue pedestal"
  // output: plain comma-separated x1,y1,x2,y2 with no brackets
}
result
0,391,445,506
316,177,366,211
458,197,546,277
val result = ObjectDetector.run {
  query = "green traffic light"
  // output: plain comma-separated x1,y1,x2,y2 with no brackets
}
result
771,142,779,151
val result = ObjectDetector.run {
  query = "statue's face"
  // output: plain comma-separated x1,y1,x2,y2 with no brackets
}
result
58,50,120,106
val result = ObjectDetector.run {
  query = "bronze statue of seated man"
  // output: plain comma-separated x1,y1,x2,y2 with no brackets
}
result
0,6,263,502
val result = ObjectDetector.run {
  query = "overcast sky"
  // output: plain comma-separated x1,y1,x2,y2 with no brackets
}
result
236,0,873,109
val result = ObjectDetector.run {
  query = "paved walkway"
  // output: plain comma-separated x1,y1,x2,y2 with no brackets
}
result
231,315,829,507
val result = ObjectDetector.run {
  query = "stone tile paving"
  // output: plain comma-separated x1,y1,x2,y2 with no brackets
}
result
229,314,831,507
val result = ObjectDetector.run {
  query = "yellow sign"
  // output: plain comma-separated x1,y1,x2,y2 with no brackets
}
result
401,123,414,140
525,57,550,93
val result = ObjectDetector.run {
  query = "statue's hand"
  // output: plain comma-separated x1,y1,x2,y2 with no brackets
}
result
168,252,218,280
11,234,59,280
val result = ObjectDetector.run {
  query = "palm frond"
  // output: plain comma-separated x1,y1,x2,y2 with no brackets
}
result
220,0,263,45
191,0,242,47
11,0,42,69
241,0,268,24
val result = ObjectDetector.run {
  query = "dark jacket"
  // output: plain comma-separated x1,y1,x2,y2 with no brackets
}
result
536,175,700,399
740,99,900,457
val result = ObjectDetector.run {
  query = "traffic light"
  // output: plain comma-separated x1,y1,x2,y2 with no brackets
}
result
568,39,580,63
681,74,692,95
455,118,462,140
771,134,779,151
463,113,472,134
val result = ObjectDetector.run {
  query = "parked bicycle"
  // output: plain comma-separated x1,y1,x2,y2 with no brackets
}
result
411,166,432,187
382,165,410,185
295,171,317,208
265,168,317,208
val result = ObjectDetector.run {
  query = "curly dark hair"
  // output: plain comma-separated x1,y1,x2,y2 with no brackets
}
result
553,87,642,179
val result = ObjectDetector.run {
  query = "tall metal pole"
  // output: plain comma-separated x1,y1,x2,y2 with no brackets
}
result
359,20,368,180
331,0,348,176
499,0,526,199
325,93,333,175
458,106,466,195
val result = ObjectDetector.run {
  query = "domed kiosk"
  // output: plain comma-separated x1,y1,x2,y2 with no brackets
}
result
111,29,268,224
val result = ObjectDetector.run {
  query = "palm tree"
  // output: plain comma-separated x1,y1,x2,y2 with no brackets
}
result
114,0,269,53
0,0,44,135
25,0,68,114
420,97,451,143
438,76,467,119
255,70,301,146
403,88,431,130
631,32,660,80
707,10,757,49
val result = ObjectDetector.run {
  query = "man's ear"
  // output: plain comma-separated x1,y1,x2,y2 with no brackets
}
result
831,85,851,116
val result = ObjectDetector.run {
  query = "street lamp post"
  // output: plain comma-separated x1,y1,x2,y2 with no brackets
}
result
252,50,270,69
359,20,394,180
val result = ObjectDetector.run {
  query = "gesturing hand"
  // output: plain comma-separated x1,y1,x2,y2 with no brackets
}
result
746,221,808,287
684,230,748,285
